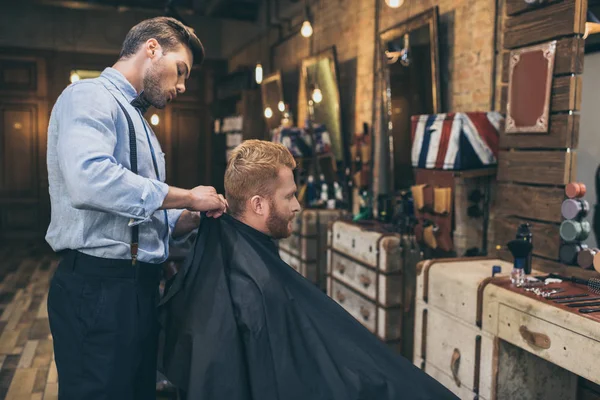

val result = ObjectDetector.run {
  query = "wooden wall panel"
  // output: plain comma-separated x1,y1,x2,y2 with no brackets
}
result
504,1,586,49
505,0,563,17
501,38,584,84
495,183,564,223
500,75,582,114
493,247,600,280
497,150,575,185
494,0,587,275
499,114,578,149
171,103,211,190
494,216,559,259
0,104,37,196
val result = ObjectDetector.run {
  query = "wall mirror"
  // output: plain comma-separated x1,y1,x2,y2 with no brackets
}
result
261,71,285,132
297,47,346,166
380,7,441,191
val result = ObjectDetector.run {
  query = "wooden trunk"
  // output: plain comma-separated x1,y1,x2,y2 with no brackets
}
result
414,257,513,400
278,209,347,290
326,220,421,359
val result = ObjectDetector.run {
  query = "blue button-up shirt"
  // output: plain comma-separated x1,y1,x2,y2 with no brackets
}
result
45,67,186,264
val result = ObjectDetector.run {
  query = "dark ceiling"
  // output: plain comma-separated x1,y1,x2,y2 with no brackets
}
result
37,0,262,21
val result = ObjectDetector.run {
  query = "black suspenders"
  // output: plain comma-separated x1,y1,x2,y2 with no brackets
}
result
113,99,141,265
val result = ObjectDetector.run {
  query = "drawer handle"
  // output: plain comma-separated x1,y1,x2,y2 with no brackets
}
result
336,263,345,274
360,306,370,321
450,348,461,387
524,0,546,5
359,274,372,288
336,291,346,303
519,325,551,349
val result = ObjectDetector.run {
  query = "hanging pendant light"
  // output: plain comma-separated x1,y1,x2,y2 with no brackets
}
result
301,20,313,38
385,0,405,8
255,63,263,84
301,1,313,38
264,107,273,119
312,86,323,104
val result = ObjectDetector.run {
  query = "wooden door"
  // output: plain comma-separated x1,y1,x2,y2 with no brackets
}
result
0,56,48,239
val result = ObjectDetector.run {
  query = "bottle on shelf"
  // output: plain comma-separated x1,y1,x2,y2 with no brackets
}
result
319,174,329,203
306,175,317,206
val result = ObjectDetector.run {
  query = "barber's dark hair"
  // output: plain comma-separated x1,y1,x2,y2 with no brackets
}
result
119,16,205,65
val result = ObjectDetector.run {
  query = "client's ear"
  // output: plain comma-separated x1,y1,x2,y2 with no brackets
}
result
249,195,266,216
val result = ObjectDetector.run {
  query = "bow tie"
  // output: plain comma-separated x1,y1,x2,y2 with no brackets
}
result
131,92,151,115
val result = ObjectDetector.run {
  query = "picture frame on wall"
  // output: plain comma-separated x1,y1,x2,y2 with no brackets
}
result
505,40,557,134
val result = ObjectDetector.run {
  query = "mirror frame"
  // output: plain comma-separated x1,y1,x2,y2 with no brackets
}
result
297,46,347,166
379,7,441,114
260,71,285,131
378,6,442,193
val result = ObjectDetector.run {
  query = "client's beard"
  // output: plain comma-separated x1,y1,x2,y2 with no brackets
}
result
266,200,293,240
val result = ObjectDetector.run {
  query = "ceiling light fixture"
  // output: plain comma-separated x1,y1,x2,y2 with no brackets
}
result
385,0,405,8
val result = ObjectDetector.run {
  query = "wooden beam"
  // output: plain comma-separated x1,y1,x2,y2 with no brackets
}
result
499,113,579,149
551,75,583,112
497,150,574,185
493,216,560,260
501,37,584,84
494,183,564,223
500,75,582,113
504,1,586,49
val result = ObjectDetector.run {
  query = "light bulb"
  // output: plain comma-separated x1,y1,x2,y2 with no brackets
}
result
255,63,263,84
278,101,285,112
150,114,160,126
301,21,313,38
312,88,323,103
70,72,80,83
264,107,273,119
385,0,404,8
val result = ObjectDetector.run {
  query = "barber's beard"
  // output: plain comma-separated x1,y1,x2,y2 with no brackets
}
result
142,60,169,109
266,200,293,240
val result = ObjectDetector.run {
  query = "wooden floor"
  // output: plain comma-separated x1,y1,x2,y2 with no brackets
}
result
0,242,58,400
0,242,181,400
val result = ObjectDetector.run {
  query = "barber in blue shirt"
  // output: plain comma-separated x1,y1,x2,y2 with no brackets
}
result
45,17,226,399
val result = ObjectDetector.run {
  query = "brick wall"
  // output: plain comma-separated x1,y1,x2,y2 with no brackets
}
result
229,0,498,133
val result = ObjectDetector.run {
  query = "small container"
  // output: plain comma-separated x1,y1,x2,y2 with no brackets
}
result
577,247,599,270
511,258,525,287
565,182,586,199
561,198,589,220
559,220,591,242
492,265,502,277
560,242,587,265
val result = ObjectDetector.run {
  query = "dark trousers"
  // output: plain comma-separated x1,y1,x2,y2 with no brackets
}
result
47,250,162,400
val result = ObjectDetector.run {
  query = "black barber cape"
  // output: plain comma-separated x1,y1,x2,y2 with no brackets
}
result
157,214,457,400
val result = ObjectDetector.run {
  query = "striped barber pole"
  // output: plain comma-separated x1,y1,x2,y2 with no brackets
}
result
410,112,503,170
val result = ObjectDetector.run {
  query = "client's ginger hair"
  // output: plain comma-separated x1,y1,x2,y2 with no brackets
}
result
225,140,296,217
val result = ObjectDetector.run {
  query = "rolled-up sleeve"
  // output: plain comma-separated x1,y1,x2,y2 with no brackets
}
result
56,82,169,223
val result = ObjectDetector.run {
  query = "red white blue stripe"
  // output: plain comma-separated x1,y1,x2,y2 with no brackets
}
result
410,112,502,170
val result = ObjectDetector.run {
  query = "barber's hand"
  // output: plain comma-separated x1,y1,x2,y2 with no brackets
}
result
188,186,227,217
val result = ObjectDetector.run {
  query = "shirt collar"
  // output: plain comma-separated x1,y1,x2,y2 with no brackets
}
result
100,67,139,103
